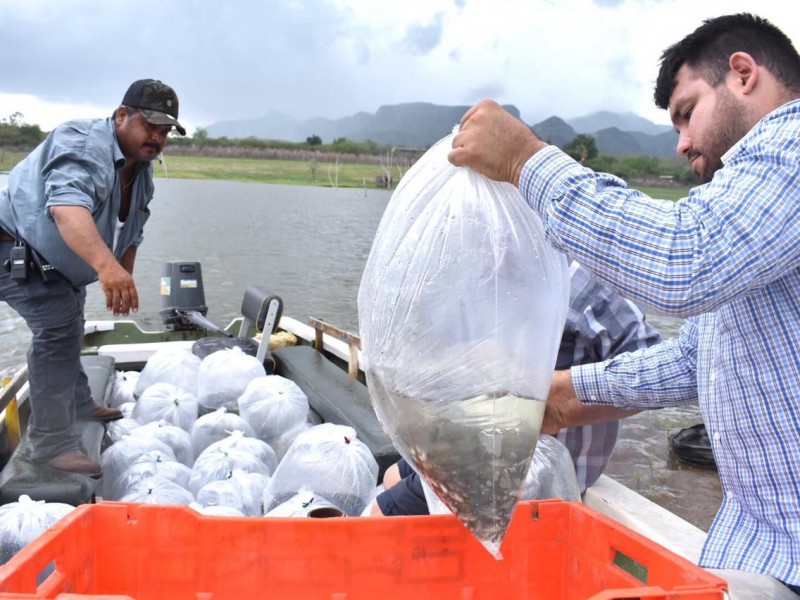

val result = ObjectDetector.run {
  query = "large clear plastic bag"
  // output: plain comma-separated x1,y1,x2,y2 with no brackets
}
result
262,423,378,517
358,131,569,557
0,495,74,565
134,349,201,398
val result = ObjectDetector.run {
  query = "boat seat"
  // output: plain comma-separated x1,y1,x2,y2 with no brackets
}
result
272,345,399,480
0,355,115,506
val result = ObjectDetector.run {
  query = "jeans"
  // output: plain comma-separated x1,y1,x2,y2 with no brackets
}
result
0,240,91,460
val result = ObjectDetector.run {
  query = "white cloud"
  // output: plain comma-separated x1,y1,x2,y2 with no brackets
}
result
1,0,799,134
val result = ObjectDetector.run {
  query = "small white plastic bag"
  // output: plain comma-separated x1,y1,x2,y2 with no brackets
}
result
132,383,199,432
110,451,192,501
120,478,195,505
189,408,255,458
204,430,277,475
237,375,309,444
519,434,581,502
358,130,569,557
131,421,194,467
197,347,265,412
264,488,344,518
189,445,271,497
0,495,74,565
134,349,201,397
110,370,140,407
262,423,378,516
99,436,176,498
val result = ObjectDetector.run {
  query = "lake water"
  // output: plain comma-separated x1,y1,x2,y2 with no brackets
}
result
0,176,721,530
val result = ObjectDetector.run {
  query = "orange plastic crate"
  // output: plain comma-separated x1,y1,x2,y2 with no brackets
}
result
0,500,727,599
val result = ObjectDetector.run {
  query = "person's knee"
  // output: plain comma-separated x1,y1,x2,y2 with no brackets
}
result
368,499,387,517
383,463,401,489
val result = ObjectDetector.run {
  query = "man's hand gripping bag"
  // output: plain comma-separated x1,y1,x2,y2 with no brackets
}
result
358,131,569,557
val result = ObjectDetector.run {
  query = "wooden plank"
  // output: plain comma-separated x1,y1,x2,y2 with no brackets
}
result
0,374,24,451
309,317,362,379
0,367,27,415
308,318,361,348
4,399,20,451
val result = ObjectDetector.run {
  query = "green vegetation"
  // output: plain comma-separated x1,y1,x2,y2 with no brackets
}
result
154,155,389,188
635,186,690,201
0,115,692,197
0,150,27,172
171,129,392,157
564,134,599,163
0,113,47,148
151,154,691,197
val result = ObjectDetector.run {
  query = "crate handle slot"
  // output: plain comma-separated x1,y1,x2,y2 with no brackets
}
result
613,549,649,584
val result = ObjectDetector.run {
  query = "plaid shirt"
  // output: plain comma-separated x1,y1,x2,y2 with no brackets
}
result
555,262,661,492
520,99,800,584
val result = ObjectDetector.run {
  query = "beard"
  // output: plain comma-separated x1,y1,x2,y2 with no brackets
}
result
694,87,753,184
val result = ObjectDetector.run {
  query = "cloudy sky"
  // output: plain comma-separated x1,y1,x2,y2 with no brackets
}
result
2,0,799,135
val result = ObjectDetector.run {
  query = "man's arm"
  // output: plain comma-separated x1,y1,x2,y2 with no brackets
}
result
119,244,137,275
49,205,139,315
543,369,640,434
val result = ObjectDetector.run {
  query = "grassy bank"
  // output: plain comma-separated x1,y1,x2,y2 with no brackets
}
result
0,150,27,173
154,155,389,188
153,155,693,198
1,150,692,199
636,185,689,201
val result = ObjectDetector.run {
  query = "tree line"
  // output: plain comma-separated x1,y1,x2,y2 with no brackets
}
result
0,113,46,147
0,116,695,185
561,134,696,185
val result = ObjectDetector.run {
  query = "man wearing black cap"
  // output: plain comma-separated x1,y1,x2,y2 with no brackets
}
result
0,79,186,476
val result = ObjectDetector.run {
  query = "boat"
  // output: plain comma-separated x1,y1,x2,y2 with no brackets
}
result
0,263,785,598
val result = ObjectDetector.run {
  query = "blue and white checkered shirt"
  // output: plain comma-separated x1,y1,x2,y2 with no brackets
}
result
555,262,661,493
519,100,800,585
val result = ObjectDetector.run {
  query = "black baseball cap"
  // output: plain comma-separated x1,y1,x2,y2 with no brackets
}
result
121,79,186,136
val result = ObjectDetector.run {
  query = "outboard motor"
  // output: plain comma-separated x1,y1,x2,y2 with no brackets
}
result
159,261,231,336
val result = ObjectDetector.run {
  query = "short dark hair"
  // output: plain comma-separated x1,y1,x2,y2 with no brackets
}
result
111,106,140,119
654,13,800,109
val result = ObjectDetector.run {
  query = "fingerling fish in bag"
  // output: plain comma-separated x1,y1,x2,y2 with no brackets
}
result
358,130,569,557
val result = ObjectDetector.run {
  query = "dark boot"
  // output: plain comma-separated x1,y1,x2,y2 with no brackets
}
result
78,405,123,423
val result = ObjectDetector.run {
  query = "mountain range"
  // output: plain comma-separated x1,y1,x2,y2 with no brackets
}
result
205,103,678,157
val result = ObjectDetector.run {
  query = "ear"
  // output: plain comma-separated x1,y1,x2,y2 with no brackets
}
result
115,106,130,126
729,52,759,95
